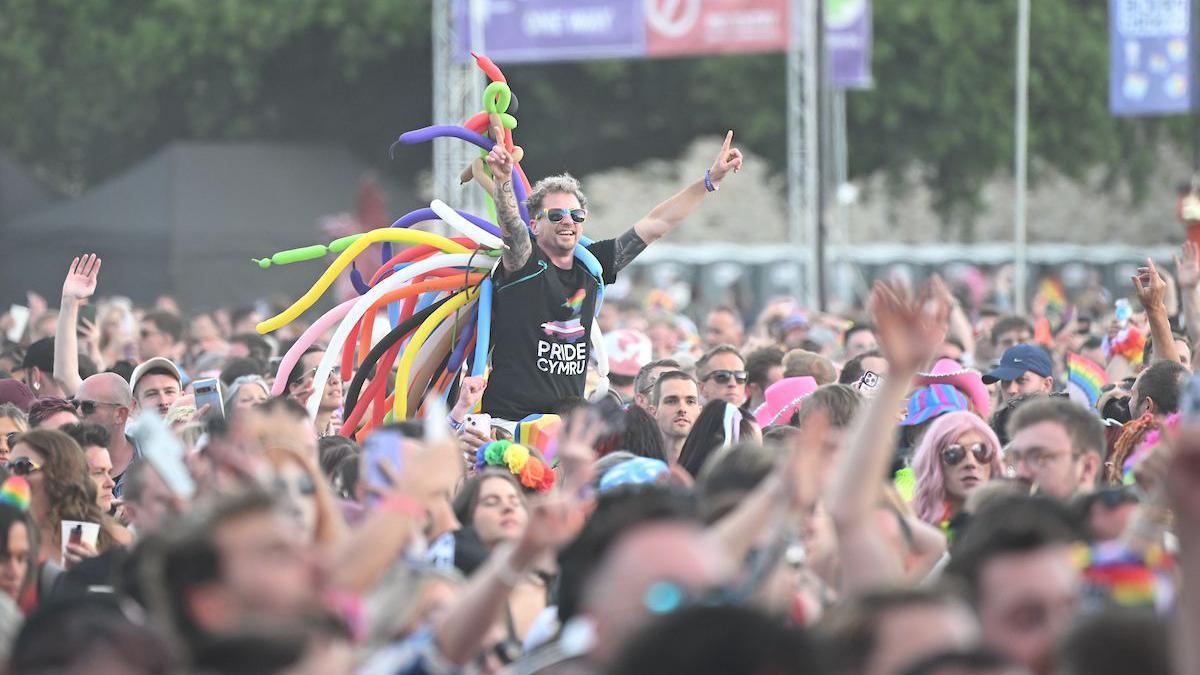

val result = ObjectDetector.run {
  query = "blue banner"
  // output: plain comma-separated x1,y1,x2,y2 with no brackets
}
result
1109,0,1195,116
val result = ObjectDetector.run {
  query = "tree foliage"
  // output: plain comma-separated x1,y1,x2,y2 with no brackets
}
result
0,0,1189,229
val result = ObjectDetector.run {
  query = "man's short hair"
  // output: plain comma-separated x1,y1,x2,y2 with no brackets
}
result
944,494,1083,606
59,423,110,451
989,392,1044,447
1134,359,1189,415
795,384,862,430
526,173,588,218
782,349,837,385
652,371,697,408
143,311,184,343
1007,397,1105,459
634,358,681,396
155,490,280,644
990,315,1034,345
839,350,883,385
820,587,971,675
744,347,784,389
842,322,874,345
707,305,743,323
696,344,744,377
230,334,273,363
220,357,266,388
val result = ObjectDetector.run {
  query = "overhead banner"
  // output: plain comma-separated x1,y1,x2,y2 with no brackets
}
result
826,0,872,89
454,0,872,88
1109,0,1194,116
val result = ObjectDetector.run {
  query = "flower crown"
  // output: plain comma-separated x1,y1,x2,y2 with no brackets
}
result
475,440,556,493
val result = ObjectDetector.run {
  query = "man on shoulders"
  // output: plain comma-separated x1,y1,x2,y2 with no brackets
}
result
479,128,742,425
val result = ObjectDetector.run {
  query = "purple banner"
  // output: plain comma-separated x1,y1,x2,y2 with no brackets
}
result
453,0,644,63
826,0,872,89
1109,0,1194,117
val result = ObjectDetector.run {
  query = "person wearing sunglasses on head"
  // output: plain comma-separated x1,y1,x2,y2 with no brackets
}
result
696,344,748,407
476,126,743,431
910,411,1004,529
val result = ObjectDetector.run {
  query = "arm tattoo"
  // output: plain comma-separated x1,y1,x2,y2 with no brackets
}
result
495,178,532,271
613,227,648,273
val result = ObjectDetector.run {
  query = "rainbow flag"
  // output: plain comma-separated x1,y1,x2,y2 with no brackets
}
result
1039,277,1068,316
562,288,586,313
1067,352,1108,409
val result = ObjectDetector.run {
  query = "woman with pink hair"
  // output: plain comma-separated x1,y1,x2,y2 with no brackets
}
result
910,410,1004,527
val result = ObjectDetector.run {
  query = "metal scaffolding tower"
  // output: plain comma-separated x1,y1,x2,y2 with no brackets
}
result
431,0,487,216
787,0,824,311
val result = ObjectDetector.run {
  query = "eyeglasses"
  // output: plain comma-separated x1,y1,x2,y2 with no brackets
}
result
1005,447,1077,470
941,442,993,466
538,208,587,224
6,457,42,476
703,370,748,385
3,432,16,449
70,399,121,416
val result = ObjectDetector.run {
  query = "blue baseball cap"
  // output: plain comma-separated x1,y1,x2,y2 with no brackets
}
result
983,344,1053,384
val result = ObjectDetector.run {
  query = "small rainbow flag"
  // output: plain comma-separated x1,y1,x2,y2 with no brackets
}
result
0,477,30,511
1039,277,1068,316
1067,352,1109,409
562,288,586,313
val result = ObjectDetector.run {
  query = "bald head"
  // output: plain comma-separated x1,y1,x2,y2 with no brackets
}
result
79,373,134,407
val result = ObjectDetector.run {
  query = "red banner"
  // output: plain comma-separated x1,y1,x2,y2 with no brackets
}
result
644,0,790,58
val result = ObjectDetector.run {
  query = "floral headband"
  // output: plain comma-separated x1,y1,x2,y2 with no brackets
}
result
475,440,556,493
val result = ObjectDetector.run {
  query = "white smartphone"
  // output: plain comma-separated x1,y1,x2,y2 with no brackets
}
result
465,413,492,435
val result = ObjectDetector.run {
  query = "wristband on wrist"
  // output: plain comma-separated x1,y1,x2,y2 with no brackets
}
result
704,169,718,193
447,413,466,432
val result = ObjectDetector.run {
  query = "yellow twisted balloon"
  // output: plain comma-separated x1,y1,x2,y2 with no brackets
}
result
393,286,480,419
256,229,471,335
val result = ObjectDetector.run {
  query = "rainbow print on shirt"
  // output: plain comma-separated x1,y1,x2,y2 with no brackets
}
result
562,288,586,313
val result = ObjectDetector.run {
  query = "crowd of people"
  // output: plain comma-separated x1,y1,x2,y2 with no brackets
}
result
0,135,1197,674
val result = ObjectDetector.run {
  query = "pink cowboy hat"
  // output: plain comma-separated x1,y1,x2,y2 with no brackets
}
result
914,358,991,419
754,376,819,428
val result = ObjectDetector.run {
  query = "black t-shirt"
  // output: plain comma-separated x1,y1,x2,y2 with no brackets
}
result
481,240,617,420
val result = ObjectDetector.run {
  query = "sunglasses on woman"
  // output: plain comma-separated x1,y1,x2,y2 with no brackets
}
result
6,457,42,476
941,442,993,467
704,369,748,385
538,208,587,224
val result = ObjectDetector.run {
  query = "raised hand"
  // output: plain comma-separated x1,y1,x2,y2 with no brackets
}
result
452,376,487,420
868,278,950,374
1133,258,1167,312
63,254,101,301
484,124,514,178
708,130,744,184
1177,242,1200,290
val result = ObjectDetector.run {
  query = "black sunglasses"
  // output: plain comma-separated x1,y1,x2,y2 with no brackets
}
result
704,369,747,385
941,442,993,466
4,432,16,449
6,457,41,476
539,208,587,224
70,399,120,417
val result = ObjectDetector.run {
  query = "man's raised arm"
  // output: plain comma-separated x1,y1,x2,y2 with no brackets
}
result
55,254,102,396
616,130,744,273
486,126,532,272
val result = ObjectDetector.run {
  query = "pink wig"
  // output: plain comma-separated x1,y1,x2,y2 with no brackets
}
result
910,410,1004,525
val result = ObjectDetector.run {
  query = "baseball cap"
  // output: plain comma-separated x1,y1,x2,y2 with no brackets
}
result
19,338,54,373
901,384,969,427
130,357,182,397
604,329,653,377
0,380,36,413
983,344,1053,384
